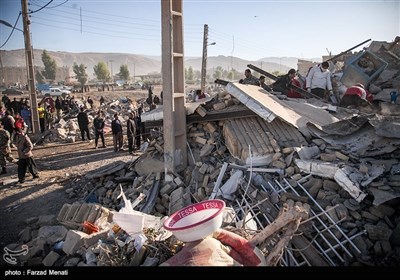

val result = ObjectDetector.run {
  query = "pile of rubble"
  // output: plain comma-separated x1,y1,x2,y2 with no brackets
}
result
5,38,400,267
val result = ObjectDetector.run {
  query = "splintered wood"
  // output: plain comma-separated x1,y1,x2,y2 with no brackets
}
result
248,200,310,266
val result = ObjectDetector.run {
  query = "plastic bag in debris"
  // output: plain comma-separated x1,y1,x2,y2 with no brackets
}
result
160,229,265,266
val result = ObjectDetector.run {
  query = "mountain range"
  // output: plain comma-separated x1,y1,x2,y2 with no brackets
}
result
0,49,321,78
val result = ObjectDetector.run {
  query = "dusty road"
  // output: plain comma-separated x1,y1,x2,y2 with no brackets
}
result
0,87,157,249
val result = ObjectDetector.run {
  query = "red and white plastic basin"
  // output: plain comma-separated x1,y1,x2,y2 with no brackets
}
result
163,199,226,242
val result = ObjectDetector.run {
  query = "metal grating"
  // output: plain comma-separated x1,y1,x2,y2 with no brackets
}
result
229,175,365,266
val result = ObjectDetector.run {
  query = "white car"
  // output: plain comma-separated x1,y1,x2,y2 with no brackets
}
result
41,87,71,96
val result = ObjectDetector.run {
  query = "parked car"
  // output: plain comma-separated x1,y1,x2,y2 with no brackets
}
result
2,88,24,95
41,87,71,96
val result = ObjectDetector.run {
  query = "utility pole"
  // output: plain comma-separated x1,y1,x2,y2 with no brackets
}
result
21,0,40,133
109,60,113,82
200,24,208,95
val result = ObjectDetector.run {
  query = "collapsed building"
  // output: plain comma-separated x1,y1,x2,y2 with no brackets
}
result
4,37,400,267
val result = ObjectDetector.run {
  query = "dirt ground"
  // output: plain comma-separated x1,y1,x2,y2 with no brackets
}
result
0,87,166,249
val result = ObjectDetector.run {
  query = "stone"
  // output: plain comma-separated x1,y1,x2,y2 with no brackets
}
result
42,251,60,267
344,199,361,211
37,214,57,227
37,225,68,245
24,217,38,225
365,224,393,241
18,227,32,243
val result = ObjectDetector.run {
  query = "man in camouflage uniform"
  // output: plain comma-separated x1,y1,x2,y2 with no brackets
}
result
0,122,16,175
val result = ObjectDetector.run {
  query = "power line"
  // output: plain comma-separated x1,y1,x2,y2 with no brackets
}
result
0,13,22,49
29,0,54,14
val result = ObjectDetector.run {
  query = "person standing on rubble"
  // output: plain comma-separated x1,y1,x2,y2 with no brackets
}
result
77,107,91,141
15,127,39,184
93,111,106,149
239,69,260,86
126,112,137,154
135,106,143,150
306,61,333,100
111,113,124,152
0,122,17,175
55,96,62,120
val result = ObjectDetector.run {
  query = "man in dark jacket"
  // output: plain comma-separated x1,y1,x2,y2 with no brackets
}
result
77,107,91,141
111,113,123,152
93,111,106,149
272,68,296,95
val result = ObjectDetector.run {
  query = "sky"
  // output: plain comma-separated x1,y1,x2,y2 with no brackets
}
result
0,0,399,61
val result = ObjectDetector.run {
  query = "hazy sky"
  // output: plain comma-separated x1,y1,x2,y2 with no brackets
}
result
1,0,399,61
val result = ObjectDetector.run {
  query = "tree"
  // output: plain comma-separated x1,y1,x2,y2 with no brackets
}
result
35,70,44,84
213,66,223,80
41,50,57,82
186,66,194,81
73,63,88,91
118,64,130,81
93,61,110,83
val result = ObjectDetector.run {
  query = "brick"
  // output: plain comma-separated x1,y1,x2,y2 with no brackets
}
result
64,203,81,221
57,204,70,222
160,184,174,196
173,177,183,186
204,122,217,133
335,151,349,161
196,106,207,117
195,137,207,145
86,204,101,224
74,204,91,223
320,153,336,162
199,163,209,175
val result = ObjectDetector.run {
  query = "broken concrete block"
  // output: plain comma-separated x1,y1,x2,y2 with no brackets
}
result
196,106,207,117
334,168,367,202
42,251,60,267
295,159,339,178
63,230,89,255
369,188,400,206
83,229,108,248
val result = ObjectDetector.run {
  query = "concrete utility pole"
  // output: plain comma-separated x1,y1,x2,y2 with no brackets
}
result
200,24,208,95
161,0,187,173
21,0,40,133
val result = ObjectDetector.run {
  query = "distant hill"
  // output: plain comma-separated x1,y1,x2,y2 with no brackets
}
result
0,49,161,78
1,49,321,78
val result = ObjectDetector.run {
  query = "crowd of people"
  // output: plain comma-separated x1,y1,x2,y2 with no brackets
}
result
238,64,373,106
